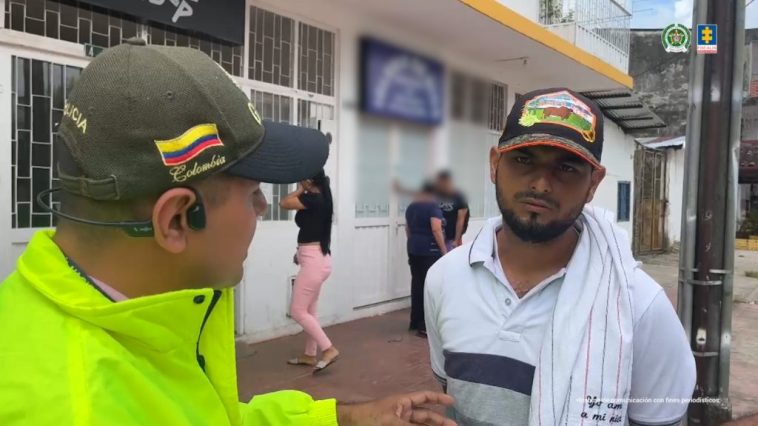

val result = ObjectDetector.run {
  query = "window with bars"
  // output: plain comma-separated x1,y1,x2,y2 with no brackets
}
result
248,6,295,86
298,22,334,96
147,23,243,77
251,89,335,222
449,72,507,219
617,181,631,222
5,0,244,76
247,6,336,222
450,71,508,132
5,0,139,48
248,6,335,96
251,89,294,222
12,56,82,229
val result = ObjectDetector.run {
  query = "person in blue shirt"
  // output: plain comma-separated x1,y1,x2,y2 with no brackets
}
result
405,182,448,336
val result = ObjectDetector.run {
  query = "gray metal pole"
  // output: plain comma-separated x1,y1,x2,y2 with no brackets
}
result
677,0,744,424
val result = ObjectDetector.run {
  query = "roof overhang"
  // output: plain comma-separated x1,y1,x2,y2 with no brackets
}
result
631,137,758,184
635,136,685,149
329,0,633,91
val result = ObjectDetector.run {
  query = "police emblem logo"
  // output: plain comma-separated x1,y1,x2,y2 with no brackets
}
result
662,23,691,53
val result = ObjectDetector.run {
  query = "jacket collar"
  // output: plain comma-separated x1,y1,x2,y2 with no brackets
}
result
17,231,224,353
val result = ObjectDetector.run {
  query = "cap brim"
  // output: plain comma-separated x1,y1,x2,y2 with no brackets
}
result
497,134,603,170
226,120,330,184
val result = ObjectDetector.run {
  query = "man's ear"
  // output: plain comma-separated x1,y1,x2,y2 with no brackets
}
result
585,167,607,203
151,188,199,254
489,147,501,184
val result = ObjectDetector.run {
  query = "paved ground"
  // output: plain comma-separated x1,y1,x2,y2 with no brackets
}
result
638,249,758,419
236,250,758,421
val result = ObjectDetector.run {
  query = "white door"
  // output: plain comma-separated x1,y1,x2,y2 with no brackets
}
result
389,124,431,300
353,117,430,308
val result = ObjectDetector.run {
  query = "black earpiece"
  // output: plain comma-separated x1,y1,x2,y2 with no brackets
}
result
186,202,206,231
35,186,208,237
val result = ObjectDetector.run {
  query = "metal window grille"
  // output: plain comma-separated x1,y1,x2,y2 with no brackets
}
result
4,0,140,48
298,22,334,96
147,23,243,77
248,6,295,87
5,0,243,76
450,71,508,131
12,56,82,229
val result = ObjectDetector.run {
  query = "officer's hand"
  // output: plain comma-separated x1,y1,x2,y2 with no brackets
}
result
337,391,456,426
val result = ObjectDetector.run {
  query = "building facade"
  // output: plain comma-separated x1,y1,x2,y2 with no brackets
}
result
0,0,639,342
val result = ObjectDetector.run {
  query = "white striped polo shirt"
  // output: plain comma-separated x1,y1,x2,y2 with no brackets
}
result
424,216,696,426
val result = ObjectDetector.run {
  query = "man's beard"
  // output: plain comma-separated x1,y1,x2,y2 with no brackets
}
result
496,184,582,244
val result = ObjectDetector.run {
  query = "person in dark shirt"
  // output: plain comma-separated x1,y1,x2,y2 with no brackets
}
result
435,171,469,250
405,182,448,337
280,169,340,372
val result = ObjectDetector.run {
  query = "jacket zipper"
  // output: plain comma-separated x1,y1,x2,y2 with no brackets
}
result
196,290,223,371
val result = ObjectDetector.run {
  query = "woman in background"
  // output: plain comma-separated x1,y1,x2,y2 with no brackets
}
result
405,182,448,337
280,169,339,372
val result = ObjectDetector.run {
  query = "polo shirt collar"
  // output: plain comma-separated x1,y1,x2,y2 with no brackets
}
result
468,216,502,266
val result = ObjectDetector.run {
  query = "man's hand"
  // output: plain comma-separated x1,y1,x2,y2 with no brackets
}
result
454,239,462,248
337,391,456,426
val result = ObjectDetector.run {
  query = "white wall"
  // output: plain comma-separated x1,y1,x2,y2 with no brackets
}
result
237,3,637,339
237,0,535,343
438,122,637,250
591,123,636,237
496,0,540,22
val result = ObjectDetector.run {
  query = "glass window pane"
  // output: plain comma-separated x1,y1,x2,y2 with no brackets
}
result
53,65,64,109
17,203,30,228
32,96,51,143
17,105,30,131
65,66,81,96
17,130,31,178
356,117,390,219
17,58,30,106
32,167,50,214
395,125,429,215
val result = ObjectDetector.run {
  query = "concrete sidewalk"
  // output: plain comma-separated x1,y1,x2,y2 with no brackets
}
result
236,250,758,419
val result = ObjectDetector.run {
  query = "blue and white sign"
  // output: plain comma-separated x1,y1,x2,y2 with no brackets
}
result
360,38,445,125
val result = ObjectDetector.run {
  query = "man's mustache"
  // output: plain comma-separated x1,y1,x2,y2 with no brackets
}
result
514,191,560,209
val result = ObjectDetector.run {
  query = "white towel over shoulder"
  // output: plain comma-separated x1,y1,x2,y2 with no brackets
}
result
529,206,636,426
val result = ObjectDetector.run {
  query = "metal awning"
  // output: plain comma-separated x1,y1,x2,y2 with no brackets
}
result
580,88,666,131
635,136,685,149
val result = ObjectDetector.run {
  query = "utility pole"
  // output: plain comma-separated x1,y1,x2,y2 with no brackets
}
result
678,0,745,424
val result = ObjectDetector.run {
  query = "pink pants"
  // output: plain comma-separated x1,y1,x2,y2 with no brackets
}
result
291,245,333,356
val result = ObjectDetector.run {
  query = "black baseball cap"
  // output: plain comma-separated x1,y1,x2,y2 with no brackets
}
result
498,88,604,169
56,37,329,201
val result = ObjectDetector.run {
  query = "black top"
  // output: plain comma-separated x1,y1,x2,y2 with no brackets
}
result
295,192,329,245
437,191,469,240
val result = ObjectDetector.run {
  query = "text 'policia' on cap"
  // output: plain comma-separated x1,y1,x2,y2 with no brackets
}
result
56,36,329,201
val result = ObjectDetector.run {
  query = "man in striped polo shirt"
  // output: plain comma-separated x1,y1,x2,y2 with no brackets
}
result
425,88,696,426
